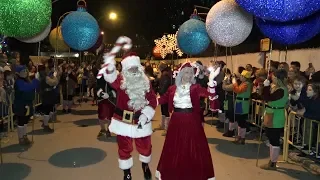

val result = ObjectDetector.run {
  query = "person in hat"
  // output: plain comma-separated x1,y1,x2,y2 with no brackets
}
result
98,36,157,180
14,65,39,145
224,70,252,144
260,69,288,170
39,58,59,132
96,68,117,139
155,62,215,180
207,62,222,113
154,61,172,136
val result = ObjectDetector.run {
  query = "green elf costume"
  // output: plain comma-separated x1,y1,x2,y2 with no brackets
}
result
261,69,288,170
231,70,252,144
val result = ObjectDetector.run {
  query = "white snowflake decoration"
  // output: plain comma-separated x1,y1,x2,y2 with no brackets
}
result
154,32,183,59
154,35,173,59
167,32,183,57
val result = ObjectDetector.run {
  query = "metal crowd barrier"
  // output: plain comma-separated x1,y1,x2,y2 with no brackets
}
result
0,92,42,135
283,111,320,161
249,99,320,161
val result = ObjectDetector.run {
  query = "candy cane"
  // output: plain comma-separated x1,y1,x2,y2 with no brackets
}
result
97,36,132,79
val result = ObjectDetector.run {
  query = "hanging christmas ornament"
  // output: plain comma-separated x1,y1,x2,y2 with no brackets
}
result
0,0,52,38
256,14,320,45
177,11,211,55
61,0,99,51
236,0,320,22
17,20,52,43
49,26,69,52
206,0,253,47
88,33,103,52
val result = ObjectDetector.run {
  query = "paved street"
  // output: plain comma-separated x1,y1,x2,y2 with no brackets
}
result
0,103,319,180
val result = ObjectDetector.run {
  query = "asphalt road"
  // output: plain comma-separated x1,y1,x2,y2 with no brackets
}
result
0,103,318,180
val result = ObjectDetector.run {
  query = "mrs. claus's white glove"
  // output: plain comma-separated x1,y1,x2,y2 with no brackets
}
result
101,92,109,99
263,79,270,87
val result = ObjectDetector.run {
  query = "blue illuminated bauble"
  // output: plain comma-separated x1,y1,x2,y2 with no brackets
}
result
177,15,210,55
61,6,99,51
256,14,320,45
236,0,320,22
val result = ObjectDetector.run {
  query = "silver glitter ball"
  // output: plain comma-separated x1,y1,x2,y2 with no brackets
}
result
206,0,253,47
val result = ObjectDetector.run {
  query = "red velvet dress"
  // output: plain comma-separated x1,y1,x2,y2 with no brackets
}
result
156,84,215,180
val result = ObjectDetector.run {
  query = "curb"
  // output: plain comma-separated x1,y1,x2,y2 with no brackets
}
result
289,152,320,175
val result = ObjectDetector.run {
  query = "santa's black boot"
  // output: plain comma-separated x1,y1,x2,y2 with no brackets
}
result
142,163,152,180
123,169,132,180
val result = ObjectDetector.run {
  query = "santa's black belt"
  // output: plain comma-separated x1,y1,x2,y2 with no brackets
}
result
114,107,141,121
266,105,284,109
174,108,193,113
236,97,249,101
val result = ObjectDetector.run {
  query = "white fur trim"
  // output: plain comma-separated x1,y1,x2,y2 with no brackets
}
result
155,170,215,180
139,154,151,163
97,88,103,97
104,69,117,83
141,106,155,121
155,170,161,179
121,56,140,70
208,87,216,94
108,118,153,138
118,157,133,170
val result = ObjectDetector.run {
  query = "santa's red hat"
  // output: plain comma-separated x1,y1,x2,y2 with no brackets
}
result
121,51,141,70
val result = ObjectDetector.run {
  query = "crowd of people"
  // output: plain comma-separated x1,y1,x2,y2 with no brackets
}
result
1,36,320,179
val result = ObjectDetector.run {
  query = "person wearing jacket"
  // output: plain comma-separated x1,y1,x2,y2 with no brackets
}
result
96,75,116,138
155,62,172,136
60,65,77,113
39,58,59,132
296,83,320,157
14,65,39,145
261,69,288,170
231,70,252,144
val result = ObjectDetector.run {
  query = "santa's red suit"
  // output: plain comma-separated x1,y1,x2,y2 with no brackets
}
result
207,67,221,112
97,37,157,180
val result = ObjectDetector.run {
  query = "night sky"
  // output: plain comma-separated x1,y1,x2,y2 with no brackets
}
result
7,0,320,58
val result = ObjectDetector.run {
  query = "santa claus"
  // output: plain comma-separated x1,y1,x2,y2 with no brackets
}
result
97,36,157,180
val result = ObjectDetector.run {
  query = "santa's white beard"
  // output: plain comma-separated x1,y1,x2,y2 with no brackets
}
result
121,70,150,111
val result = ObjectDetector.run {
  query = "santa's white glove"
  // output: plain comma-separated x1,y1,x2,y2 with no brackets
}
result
35,72,40,80
111,90,116,98
138,114,148,125
101,92,109,99
107,64,115,72
66,76,69,81
53,71,57,77
263,79,270,87
232,78,237,84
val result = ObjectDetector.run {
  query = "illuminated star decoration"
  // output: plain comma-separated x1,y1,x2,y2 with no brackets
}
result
154,32,183,59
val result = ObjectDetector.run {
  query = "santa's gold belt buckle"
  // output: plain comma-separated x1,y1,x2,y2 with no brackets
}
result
123,110,134,124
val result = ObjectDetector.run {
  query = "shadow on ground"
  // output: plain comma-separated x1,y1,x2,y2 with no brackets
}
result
0,163,31,180
1,144,32,153
277,167,320,179
48,147,106,168
28,129,54,135
207,138,269,159
73,118,98,127
97,136,117,143
71,110,97,116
